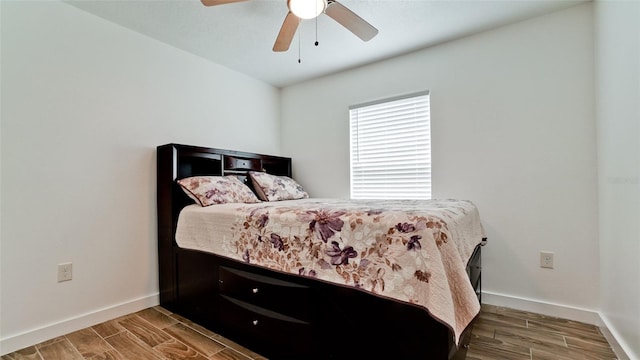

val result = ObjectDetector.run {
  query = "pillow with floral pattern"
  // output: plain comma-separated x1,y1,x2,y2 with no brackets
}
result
177,176,261,206
249,171,309,201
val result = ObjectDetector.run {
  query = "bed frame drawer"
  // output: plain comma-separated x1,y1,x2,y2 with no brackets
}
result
218,266,311,321
218,295,313,359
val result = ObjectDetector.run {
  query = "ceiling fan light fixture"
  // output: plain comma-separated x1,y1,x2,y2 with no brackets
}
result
288,0,327,19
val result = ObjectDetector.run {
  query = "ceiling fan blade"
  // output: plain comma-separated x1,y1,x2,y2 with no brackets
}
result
273,12,301,52
325,1,378,41
201,0,249,6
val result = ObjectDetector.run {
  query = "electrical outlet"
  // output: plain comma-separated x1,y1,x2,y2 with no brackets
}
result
540,252,554,269
57,263,72,282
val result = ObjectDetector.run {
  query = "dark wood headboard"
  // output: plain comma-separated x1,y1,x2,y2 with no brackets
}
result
156,143,292,306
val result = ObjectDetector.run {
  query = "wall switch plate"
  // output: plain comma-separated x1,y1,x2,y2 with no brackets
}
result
540,251,554,269
57,263,72,282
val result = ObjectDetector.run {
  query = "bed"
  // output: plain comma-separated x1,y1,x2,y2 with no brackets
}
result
157,143,486,360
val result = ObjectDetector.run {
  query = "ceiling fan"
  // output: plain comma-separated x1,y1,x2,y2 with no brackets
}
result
201,0,379,52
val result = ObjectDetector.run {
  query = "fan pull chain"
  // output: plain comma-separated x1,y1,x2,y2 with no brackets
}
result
315,16,319,47
298,29,301,63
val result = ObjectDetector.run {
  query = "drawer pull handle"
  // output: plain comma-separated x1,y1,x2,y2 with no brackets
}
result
252,288,259,294
252,320,259,326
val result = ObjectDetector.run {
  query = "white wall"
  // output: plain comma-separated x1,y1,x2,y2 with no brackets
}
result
282,3,600,317
595,1,640,358
0,1,280,354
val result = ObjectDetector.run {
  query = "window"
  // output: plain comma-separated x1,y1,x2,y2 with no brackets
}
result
349,91,431,200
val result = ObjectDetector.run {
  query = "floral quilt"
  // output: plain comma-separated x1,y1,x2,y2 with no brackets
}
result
175,198,485,344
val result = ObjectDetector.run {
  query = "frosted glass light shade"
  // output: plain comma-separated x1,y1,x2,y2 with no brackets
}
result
288,0,327,19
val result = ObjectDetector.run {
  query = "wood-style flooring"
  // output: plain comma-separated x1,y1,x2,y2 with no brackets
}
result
2,304,620,360
467,304,620,360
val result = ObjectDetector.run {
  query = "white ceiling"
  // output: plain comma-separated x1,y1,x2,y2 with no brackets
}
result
66,0,586,88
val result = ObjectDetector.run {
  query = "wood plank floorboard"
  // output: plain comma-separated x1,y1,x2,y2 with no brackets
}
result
65,328,112,358
37,340,84,360
2,305,621,360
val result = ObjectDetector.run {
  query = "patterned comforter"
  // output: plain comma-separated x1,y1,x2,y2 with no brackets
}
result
175,198,485,344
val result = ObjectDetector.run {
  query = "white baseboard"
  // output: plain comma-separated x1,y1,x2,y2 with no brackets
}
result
482,290,603,325
0,293,159,356
598,312,638,360
482,291,635,360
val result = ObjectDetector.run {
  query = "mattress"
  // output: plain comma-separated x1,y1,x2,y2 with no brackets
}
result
175,198,485,343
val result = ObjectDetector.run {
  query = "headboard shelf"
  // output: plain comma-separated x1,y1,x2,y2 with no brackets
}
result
223,155,262,172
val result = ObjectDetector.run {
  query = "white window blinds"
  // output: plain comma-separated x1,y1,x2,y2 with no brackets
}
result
349,91,431,200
